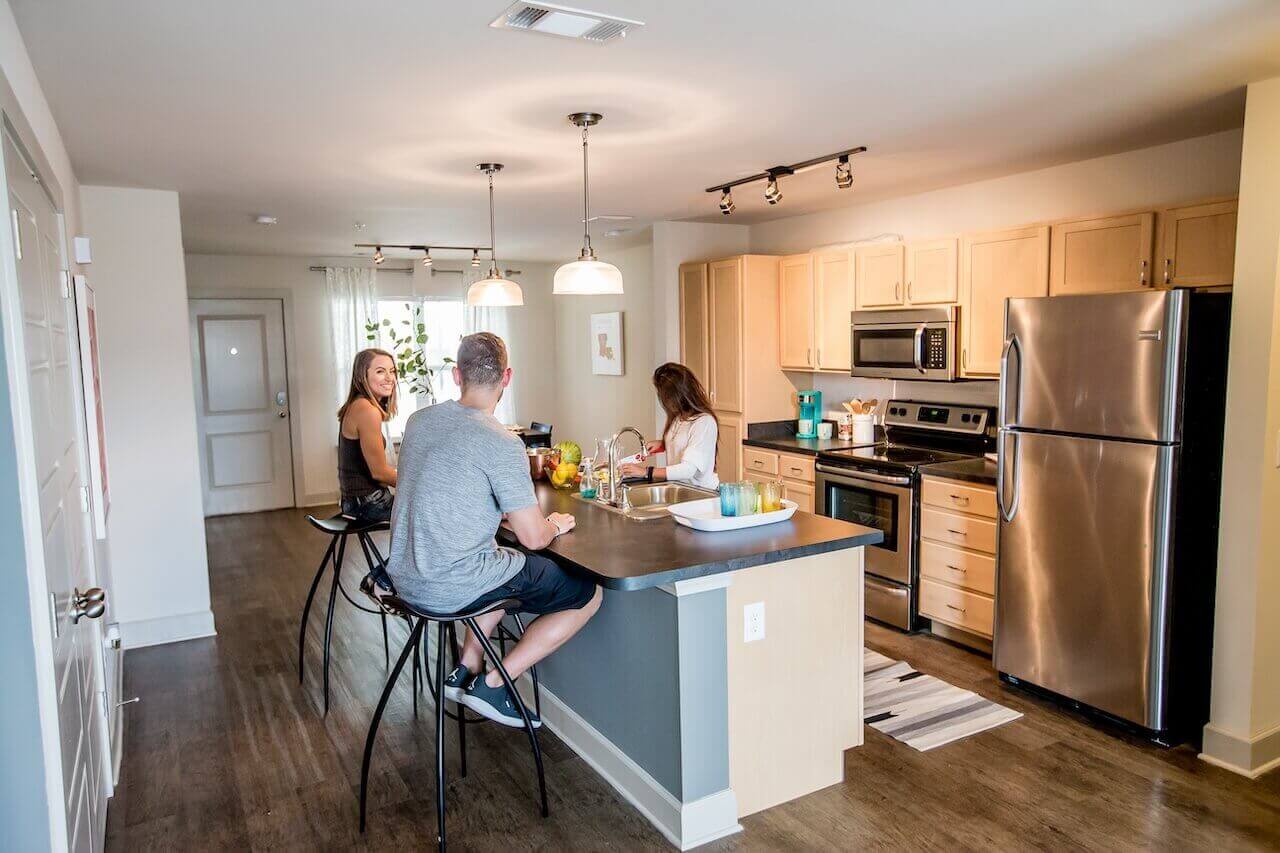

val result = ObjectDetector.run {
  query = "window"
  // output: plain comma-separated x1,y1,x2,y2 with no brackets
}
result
374,298,465,437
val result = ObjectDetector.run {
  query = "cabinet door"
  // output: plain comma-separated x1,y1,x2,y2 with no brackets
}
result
709,258,743,413
905,238,958,305
1049,213,1154,295
854,243,905,309
679,263,710,388
778,254,816,370
1160,200,1237,287
716,412,743,483
959,226,1049,378
815,251,854,371
782,479,815,513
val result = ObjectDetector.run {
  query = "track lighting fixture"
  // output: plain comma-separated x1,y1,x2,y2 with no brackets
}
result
422,249,432,267
373,246,385,265
471,249,481,268
704,145,866,214
466,164,523,307
554,112,624,295
835,155,853,190
764,175,782,205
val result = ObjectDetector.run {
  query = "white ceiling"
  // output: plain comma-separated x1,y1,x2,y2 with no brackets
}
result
12,1,1280,262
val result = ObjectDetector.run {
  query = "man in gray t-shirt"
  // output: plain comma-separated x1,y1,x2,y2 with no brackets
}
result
387,332,600,729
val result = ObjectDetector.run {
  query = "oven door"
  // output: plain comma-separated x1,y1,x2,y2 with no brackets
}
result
815,464,914,585
850,321,955,381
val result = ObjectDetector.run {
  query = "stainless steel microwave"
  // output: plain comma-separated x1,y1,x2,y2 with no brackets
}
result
850,306,958,381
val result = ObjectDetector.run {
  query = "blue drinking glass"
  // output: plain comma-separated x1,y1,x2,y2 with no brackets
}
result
719,483,738,517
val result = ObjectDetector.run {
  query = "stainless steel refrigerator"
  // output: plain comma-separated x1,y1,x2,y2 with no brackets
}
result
993,289,1231,745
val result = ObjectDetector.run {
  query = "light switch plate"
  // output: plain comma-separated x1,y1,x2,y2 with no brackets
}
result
744,602,765,642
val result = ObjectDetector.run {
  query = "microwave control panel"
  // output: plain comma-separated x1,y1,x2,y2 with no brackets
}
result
923,328,948,369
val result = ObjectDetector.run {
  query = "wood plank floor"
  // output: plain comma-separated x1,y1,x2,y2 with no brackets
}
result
106,507,1280,851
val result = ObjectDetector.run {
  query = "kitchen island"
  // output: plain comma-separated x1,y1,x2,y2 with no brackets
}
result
498,482,881,850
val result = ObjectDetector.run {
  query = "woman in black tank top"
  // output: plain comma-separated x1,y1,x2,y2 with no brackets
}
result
337,348,398,524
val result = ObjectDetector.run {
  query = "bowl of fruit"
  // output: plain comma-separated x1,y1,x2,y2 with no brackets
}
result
548,441,582,489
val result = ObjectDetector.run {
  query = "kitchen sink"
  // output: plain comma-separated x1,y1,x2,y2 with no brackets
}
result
572,482,718,521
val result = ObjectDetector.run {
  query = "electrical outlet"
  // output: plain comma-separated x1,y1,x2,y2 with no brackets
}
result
743,602,765,643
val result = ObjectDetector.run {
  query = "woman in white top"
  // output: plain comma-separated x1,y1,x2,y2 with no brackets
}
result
619,362,720,490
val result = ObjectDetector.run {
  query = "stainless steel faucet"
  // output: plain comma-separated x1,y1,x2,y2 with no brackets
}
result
602,426,646,507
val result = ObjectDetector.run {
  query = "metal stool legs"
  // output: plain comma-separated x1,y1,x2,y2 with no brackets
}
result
297,537,336,684
359,618,424,832
321,534,348,715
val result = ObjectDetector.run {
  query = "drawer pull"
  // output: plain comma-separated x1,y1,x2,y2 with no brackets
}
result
949,494,970,505
946,564,966,573
946,603,966,613
789,467,803,475
947,529,967,536
753,460,764,467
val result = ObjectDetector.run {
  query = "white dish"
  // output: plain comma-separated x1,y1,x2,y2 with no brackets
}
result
667,498,798,532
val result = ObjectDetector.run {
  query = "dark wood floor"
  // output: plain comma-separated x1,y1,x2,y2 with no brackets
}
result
106,507,1280,851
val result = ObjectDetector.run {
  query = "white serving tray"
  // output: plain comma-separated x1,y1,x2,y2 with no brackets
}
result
667,497,798,532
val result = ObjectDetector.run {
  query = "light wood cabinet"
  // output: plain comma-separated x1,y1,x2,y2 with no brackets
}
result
854,243,905,309
717,413,744,483
1158,199,1237,287
782,479,815,513
678,263,710,389
709,259,744,413
905,238,958,305
959,225,1050,378
919,474,998,647
743,447,779,476
814,251,854,371
778,254,815,370
1049,213,1154,295
739,446,815,512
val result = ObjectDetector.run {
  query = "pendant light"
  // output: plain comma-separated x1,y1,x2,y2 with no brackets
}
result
466,163,523,307
554,112,624,295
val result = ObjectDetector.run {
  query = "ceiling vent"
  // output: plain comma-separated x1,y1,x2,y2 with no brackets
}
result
490,2,644,43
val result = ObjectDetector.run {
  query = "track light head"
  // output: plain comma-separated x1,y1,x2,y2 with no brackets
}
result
422,249,432,267
373,246,385,265
764,176,782,205
471,249,481,268
718,189,735,215
835,156,853,190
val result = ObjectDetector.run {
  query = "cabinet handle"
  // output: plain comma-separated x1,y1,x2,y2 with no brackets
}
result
1139,259,1148,286
895,282,901,302
946,603,967,613
907,281,913,302
710,390,716,401
816,348,822,365
947,529,967,537
962,348,968,370
946,564,967,573
1164,258,1172,284
949,494,970,505
806,347,812,365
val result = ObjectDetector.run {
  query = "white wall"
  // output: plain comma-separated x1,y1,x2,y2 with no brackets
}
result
552,242,656,450
1204,77,1280,777
185,255,560,501
82,187,214,649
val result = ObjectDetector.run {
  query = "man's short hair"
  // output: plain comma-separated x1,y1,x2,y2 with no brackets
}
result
456,332,509,388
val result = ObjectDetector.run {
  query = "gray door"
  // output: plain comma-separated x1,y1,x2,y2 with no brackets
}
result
994,429,1174,729
1001,290,1185,442
189,298,294,515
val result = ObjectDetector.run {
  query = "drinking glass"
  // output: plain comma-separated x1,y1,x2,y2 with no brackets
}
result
760,481,784,512
719,483,739,517
736,481,759,516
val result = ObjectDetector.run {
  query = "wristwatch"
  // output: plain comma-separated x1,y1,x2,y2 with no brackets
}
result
645,468,654,483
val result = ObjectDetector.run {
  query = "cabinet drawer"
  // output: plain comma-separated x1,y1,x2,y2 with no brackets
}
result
919,579,993,638
920,541,995,596
777,452,815,483
922,478,996,519
781,478,814,513
742,447,779,476
921,507,997,554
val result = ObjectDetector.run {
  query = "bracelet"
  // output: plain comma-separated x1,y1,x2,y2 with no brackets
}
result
646,467,654,483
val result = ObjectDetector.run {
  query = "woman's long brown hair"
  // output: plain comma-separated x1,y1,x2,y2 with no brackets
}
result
337,348,398,423
653,362,718,447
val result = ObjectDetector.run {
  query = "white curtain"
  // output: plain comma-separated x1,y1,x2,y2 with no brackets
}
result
462,267,517,425
326,266,378,414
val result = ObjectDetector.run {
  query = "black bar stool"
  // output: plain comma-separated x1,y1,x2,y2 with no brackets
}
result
358,593,548,850
297,514,394,714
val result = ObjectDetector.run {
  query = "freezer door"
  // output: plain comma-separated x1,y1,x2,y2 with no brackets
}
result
994,429,1175,729
1001,290,1186,442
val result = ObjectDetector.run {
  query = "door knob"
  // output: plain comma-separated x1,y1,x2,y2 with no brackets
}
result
72,587,106,623
278,411,288,418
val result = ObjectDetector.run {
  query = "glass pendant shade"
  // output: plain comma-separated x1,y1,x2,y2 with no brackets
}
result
466,274,524,307
554,257,624,294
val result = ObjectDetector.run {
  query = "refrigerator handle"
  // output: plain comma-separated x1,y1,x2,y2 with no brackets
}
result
998,333,1022,427
997,430,1020,523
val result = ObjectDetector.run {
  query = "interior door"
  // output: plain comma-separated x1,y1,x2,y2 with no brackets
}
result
854,243,904,309
678,263,710,388
815,251,853,370
189,298,294,515
995,429,1174,729
6,130,107,851
778,254,815,369
708,258,743,413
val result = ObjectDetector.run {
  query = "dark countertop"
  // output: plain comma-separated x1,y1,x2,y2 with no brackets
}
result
920,457,998,486
742,434,868,456
498,481,883,592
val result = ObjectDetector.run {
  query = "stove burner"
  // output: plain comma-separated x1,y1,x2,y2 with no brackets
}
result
818,442,979,473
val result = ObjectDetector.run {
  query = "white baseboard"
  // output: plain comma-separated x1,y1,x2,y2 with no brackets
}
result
1200,722,1280,779
298,491,338,508
519,681,742,850
118,609,217,649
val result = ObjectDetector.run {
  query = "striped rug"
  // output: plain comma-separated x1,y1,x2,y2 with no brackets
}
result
863,649,1022,751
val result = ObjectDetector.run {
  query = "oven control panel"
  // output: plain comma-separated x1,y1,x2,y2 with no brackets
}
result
883,400,991,435
922,328,948,369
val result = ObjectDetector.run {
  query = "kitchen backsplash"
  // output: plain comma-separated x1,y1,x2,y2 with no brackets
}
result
784,372,998,421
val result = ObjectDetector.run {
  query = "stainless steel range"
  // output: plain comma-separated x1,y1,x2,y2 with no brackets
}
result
816,400,994,630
